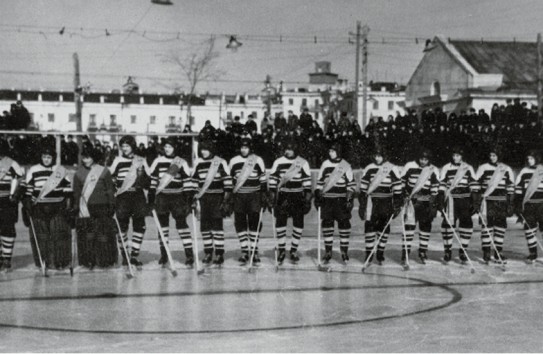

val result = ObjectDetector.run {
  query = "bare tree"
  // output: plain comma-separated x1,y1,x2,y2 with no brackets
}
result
163,37,222,124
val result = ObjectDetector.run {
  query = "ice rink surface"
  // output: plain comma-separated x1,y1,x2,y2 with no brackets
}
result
1,208,543,352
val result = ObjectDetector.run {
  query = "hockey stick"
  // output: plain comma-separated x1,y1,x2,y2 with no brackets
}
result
191,202,205,275
112,215,134,279
317,207,331,272
70,228,77,277
477,212,506,271
519,214,543,254
271,208,279,272
442,212,476,273
361,214,394,273
248,208,264,273
28,216,48,278
151,210,178,277
400,208,410,271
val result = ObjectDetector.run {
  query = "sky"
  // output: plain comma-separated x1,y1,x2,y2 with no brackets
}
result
1,0,542,95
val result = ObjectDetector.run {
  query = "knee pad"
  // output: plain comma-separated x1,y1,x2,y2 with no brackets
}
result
458,217,473,229
234,213,248,232
157,213,169,227
211,218,223,231
248,212,260,231
322,219,334,229
174,217,188,230
132,217,146,233
419,221,432,233
292,214,304,229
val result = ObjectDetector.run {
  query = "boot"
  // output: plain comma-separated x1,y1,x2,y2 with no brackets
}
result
290,250,300,263
482,248,491,264
1,259,11,272
364,251,374,263
252,252,261,264
130,257,143,270
376,250,385,265
158,246,168,266
213,254,224,265
238,252,249,264
418,249,428,264
494,250,507,263
341,251,349,263
527,248,538,262
277,249,286,264
400,249,410,267
185,248,194,266
443,249,452,263
459,249,468,263
323,247,332,264
203,252,213,265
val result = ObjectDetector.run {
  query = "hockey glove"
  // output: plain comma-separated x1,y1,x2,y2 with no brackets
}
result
392,196,403,219
266,190,276,212
345,190,354,212
435,192,445,212
314,189,324,209
358,193,367,220
220,192,233,217
470,192,482,216
147,189,156,212
22,198,33,218
429,195,438,219
303,191,313,215
260,191,268,210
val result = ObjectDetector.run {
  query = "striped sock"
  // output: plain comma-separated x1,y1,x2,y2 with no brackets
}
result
377,233,389,252
365,232,376,253
201,231,213,252
339,228,350,251
248,231,259,252
403,227,415,252
480,227,492,250
178,228,193,251
131,232,144,257
213,231,225,254
493,227,506,251
118,232,130,256
276,226,287,250
323,227,334,249
1,236,15,261
459,228,472,249
419,231,430,251
291,227,302,252
525,228,538,250
441,227,453,249
159,228,170,248
237,231,249,253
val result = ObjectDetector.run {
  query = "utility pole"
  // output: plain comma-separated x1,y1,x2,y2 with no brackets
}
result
361,25,370,131
352,21,361,126
265,74,272,118
538,33,542,124
73,53,83,163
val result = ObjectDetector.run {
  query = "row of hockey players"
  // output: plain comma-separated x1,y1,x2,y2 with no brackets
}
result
0,134,541,272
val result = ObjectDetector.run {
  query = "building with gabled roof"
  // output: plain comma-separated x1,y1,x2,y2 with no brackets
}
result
405,36,539,114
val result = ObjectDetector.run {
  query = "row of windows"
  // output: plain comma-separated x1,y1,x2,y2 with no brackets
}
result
373,101,397,110
287,98,320,107
46,114,179,125
225,111,258,120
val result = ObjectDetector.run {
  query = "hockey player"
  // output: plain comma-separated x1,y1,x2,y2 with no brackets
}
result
24,145,73,270
148,138,195,266
401,149,440,264
514,150,543,261
72,146,117,269
109,135,150,269
476,148,515,263
268,140,312,264
0,140,23,271
359,148,403,265
229,138,267,264
314,142,355,263
437,147,480,263
191,141,232,265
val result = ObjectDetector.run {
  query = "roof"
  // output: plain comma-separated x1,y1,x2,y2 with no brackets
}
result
449,40,537,91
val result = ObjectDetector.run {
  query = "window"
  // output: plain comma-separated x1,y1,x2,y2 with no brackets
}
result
150,115,156,124
89,114,96,124
373,101,379,110
240,112,244,119
48,113,55,123
131,115,137,124
110,115,117,125
315,99,319,108
169,116,175,125
69,113,76,122
431,81,441,96
388,101,394,110
289,98,294,105
302,98,307,107
227,112,233,120
252,111,257,119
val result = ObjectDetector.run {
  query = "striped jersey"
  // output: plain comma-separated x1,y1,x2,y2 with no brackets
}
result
25,164,72,204
0,157,24,199
148,155,193,195
316,158,355,198
476,163,515,201
360,163,403,198
229,154,267,194
401,161,439,201
269,156,312,194
192,156,232,195
109,155,150,192
515,165,543,204
439,162,479,198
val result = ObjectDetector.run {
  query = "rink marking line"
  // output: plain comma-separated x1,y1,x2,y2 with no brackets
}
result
0,273,462,334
